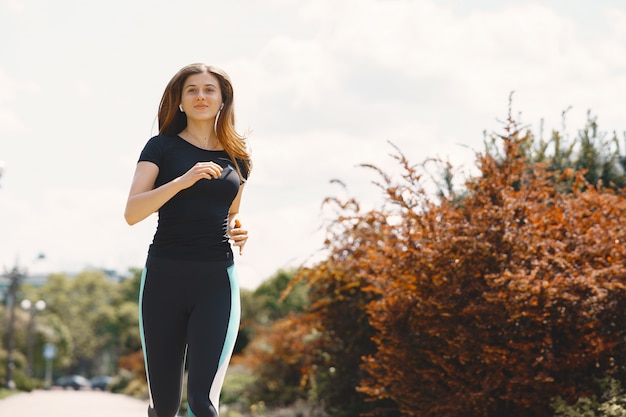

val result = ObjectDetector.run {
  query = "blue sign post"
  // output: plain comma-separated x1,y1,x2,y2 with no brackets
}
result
43,343,56,388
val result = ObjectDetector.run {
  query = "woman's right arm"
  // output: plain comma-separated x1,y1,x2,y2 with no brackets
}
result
124,161,181,225
124,160,223,225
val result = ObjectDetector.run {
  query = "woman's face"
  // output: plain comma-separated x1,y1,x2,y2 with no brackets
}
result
180,71,223,122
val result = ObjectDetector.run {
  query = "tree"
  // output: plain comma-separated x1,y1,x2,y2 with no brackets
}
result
518,110,626,191
237,268,308,352
38,269,138,376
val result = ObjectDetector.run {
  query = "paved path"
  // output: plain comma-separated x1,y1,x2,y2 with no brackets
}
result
0,389,149,417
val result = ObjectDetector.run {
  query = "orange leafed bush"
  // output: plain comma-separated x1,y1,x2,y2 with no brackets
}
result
118,349,146,381
295,115,626,416
357,122,626,416
240,112,626,417
234,312,322,405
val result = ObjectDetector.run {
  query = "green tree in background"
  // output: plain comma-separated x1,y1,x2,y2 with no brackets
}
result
40,271,121,374
496,108,626,191
22,269,141,377
236,268,307,352
1,268,143,390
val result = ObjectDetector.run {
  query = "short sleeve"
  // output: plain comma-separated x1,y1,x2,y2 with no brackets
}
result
138,136,164,166
236,158,250,182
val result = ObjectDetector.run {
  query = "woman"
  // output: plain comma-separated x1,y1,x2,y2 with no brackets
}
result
124,63,251,417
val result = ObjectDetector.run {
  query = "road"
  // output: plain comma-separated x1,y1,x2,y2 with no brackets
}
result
0,389,149,417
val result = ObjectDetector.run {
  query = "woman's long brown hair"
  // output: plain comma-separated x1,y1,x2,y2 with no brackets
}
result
158,63,251,182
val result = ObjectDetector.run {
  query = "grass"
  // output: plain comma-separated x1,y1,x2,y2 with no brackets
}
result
0,388,18,400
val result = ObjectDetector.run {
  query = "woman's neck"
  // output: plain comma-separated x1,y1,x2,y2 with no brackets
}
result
182,123,221,150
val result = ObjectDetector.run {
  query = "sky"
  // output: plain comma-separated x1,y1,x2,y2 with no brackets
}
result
1,0,625,289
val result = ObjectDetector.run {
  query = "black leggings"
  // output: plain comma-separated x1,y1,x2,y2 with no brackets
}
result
139,256,240,417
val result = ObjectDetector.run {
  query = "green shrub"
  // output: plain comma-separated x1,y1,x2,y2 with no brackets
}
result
109,369,135,394
12,370,40,392
123,378,148,399
552,377,626,417
221,364,257,406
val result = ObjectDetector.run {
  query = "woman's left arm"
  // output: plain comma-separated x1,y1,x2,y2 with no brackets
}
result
228,184,248,255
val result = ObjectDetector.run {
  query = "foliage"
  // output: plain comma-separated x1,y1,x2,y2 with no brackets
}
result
552,377,626,417
37,270,138,374
109,368,139,394
0,267,143,382
254,268,309,322
360,118,626,416
235,228,396,415
123,377,149,399
118,267,143,303
118,349,145,378
294,258,389,416
234,312,319,406
232,268,312,407
278,109,626,417
222,364,258,406
116,347,147,400
12,368,42,392
236,268,307,355
0,387,16,399
499,109,626,191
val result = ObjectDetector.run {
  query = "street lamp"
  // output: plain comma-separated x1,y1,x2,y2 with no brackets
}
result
20,299,46,378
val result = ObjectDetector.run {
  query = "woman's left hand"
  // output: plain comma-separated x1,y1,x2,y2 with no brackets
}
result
229,217,248,255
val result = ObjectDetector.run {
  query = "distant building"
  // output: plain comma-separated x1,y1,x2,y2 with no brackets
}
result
0,273,49,303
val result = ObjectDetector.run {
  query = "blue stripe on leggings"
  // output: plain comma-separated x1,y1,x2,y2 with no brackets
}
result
138,266,154,409
219,264,240,368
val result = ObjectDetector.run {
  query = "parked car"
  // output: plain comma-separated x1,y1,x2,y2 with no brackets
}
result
90,375,113,391
55,375,91,390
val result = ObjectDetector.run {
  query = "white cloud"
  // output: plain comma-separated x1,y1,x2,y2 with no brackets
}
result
3,0,27,12
75,80,94,99
606,7,626,39
283,0,626,132
0,70,40,133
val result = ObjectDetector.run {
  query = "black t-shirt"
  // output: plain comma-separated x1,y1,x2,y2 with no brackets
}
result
138,134,248,262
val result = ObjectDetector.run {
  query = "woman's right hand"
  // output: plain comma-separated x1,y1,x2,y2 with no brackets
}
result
177,161,223,189
125,160,223,225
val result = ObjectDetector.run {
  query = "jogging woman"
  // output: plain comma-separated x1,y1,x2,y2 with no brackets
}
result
125,63,251,417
